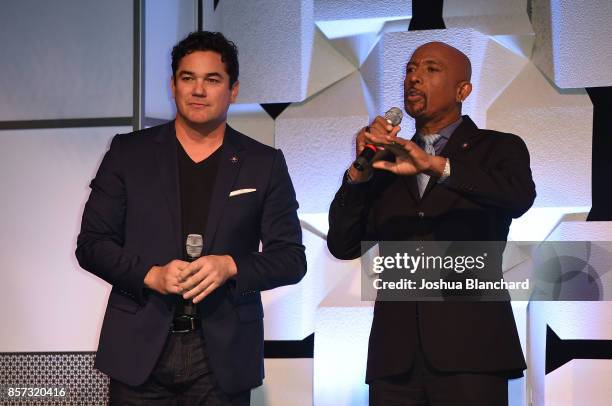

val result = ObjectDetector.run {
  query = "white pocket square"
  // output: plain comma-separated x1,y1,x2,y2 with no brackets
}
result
229,188,257,197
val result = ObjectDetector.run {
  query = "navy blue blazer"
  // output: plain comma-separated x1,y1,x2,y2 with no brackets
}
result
328,116,536,382
76,122,306,393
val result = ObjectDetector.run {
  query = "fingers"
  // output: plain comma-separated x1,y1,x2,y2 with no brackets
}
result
370,116,393,134
178,259,203,282
356,126,368,155
372,160,397,173
191,279,220,304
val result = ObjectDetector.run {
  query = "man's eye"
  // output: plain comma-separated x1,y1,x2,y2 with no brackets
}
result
206,77,220,83
182,76,194,81
427,67,439,72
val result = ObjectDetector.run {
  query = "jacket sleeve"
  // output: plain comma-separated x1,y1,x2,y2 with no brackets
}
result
445,133,536,218
327,171,375,260
75,134,154,305
231,149,306,298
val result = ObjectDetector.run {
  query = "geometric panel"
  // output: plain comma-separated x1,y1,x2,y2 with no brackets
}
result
227,104,275,147
545,360,612,406
214,0,314,103
488,62,592,208
443,0,533,35
252,359,313,406
0,0,133,120
144,0,196,119
261,216,354,340
314,0,411,21
528,221,612,406
306,28,357,98
532,0,612,88
276,72,369,213
0,127,130,352
313,270,372,406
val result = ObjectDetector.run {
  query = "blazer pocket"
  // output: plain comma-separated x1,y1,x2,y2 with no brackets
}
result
108,291,140,314
236,302,264,322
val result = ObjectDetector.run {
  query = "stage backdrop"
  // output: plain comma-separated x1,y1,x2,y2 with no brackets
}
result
1,1,611,405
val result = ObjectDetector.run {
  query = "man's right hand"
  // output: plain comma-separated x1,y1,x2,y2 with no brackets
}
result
349,116,401,182
144,260,189,295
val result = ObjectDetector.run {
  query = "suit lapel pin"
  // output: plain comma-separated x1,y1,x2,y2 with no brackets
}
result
230,155,239,164
462,142,469,150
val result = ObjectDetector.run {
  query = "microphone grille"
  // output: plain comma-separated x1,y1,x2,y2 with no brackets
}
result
384,107,403,126
186,234,204,258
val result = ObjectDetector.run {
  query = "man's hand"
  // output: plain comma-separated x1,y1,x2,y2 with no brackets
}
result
144,260,189,295
178,255,238,303
349,116,401,182
370,135,447,177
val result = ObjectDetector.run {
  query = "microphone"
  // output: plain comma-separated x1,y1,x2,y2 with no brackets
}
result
183,234,203,313
186,234,203,261
353,107,403,171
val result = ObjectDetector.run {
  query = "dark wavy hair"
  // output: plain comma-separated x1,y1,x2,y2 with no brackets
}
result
171,31,239,88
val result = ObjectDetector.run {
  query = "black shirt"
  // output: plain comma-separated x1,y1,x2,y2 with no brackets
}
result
176,139,222,316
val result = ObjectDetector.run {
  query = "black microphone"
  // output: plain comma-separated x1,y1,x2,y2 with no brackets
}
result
353,107,403,171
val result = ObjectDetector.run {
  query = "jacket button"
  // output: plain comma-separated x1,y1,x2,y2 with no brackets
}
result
418,211,425,218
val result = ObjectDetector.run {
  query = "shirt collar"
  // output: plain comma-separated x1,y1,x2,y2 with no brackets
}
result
416,116,463,142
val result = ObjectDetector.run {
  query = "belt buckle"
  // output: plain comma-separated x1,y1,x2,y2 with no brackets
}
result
170,315,197,333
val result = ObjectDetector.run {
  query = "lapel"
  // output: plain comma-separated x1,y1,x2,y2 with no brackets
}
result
420,115,479,199
155,121,183,257
402,136,421,202
202,125,244,254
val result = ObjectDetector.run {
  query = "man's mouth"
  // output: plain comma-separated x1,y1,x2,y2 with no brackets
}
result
405,89,425,102
188,102,208,108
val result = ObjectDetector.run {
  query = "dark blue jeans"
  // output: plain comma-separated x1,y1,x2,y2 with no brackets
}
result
109,330,250,406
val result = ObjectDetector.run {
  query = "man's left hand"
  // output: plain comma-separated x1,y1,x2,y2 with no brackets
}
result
370,135,446,177
178,255,238,303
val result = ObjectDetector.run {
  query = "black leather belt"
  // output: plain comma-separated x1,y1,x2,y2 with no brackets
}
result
170,315,201,333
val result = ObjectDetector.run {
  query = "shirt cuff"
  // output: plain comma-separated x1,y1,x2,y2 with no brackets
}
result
437,158,451,183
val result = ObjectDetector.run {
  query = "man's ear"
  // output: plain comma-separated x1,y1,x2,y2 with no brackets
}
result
171,76,176,99
456,81,472,102
230,80,240,103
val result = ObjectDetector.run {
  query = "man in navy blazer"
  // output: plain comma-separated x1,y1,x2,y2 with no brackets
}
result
76,31,306,405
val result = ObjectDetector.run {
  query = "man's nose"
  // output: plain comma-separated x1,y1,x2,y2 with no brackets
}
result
406,72,422,85
192,79,206,96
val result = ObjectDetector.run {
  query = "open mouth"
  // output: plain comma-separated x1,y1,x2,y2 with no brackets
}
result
405,89,425,102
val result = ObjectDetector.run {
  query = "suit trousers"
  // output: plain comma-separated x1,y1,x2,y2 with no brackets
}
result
369,328,508,406
108,330,250,406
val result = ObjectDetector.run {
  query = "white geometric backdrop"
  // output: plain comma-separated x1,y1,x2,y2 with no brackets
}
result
1,1,611,405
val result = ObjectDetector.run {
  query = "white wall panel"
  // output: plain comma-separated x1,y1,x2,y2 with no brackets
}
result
0,0,132,120
488,62,592,208
216,0,314,103
528,222,612,406
532,0,612,88
252,359,313,406
262,220,354,340
276,72,369,213
444,0,533,35
227,104,275,147
0,127,131,352
144,0,196,119
314,0,411,21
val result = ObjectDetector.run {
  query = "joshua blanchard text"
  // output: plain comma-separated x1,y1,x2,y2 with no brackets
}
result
374,278,530,290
